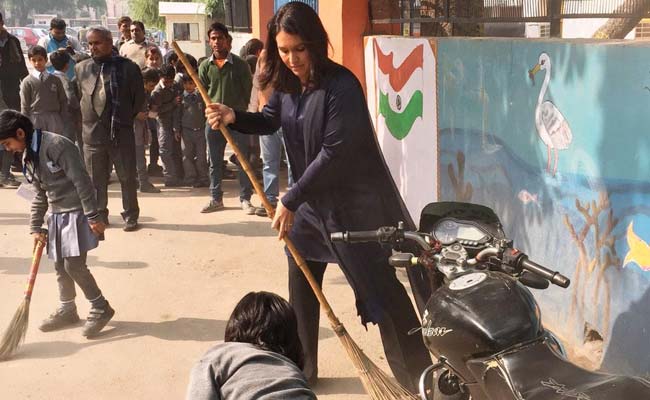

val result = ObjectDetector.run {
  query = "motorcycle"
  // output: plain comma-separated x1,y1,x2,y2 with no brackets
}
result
331,202,650,400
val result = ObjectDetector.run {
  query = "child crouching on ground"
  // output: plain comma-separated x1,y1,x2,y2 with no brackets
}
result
179,74,209,187
186,291,316,399
0,110,115,338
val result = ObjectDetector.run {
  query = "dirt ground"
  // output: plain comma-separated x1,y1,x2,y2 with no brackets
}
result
0,169,422,399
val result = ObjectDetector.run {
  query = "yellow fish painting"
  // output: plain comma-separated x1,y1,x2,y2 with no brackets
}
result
623,222,650,272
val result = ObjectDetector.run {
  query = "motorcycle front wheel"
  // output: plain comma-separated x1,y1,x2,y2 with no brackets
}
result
419,365,471,400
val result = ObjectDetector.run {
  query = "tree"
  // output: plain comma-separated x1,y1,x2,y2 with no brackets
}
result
4,0,76,25
592,0,650,39
202,0,226,20
128,0,166,30
77,0,107,16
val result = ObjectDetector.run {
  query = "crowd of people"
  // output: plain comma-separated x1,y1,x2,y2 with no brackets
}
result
0,3,434,399
0,13,286,228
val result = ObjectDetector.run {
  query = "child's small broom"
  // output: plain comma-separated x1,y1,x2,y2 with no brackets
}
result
172,42,418,399
0,235,46,360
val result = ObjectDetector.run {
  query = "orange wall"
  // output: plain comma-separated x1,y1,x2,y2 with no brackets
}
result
251,0,275,44
252,0,369,89
319,0,368,88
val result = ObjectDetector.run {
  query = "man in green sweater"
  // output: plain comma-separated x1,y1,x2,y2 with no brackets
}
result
199,22,254,214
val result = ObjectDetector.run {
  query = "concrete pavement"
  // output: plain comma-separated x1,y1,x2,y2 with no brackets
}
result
0,170,420,399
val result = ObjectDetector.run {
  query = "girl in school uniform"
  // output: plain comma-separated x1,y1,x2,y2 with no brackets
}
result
0,109,114,337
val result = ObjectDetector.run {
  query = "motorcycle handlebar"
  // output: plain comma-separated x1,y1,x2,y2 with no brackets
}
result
330,228,432,251
330,230,382,243
520,257,570,288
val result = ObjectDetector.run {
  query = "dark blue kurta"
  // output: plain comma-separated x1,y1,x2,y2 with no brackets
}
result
232,64,425,323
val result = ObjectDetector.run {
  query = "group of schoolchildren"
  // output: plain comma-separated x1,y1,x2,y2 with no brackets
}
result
19,42,210,193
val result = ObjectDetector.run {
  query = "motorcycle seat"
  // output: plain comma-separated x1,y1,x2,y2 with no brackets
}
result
467,339,650,400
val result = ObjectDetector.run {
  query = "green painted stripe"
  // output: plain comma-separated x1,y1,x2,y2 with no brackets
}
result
379,90,423,140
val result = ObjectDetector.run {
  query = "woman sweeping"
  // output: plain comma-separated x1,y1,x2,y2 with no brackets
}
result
205,2,431,391
0,109,114,338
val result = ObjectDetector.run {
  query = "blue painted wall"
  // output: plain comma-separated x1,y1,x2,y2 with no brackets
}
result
274,0,318,12
437,38,650,377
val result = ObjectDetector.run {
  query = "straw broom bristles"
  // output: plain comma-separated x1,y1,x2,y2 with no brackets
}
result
172,42,419,399
0,298,31,361
0,239,46,361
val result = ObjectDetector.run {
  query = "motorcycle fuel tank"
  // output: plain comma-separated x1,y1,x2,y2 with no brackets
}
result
422,270,543,381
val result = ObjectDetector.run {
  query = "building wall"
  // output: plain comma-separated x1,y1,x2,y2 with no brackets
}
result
252,0,368,88
365,36,650,378
164,14,209,60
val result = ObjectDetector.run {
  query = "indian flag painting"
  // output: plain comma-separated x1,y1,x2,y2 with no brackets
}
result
365,37,438,226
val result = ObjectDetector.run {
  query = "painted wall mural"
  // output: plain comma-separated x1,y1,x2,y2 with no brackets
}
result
364,36,438,226
436,38,650,377
365,36,650,378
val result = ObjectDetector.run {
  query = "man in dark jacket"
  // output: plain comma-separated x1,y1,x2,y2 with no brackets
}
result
0,12,28,187
75,26,145,231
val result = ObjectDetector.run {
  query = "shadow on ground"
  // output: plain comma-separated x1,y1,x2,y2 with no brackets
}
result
0,255,147,275
0,212,30,225
145,221,276,237
13,317,226,360
313,376,366,396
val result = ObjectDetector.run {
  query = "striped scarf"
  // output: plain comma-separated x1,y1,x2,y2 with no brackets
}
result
100,50,123,146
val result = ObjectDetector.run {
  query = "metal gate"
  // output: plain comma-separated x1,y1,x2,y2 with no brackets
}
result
373,0,649,24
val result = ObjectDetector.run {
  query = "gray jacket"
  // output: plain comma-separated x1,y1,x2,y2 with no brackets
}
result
151,81,181,132
180,91,205,130
186,342,316,400
30,131,98,233
75,57,145,146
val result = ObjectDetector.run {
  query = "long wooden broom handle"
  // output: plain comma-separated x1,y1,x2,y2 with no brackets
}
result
25,238,46,300
172,43,341,327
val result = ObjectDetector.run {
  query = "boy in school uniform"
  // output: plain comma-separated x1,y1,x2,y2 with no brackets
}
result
0,109,114,337
134,68,161,193
179,74,209,187
49,49,80,144
20,46,67,136
150,64,183,187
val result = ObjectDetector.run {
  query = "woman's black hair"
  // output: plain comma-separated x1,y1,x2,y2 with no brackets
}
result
260,2,332,94
0,109,33,141
240,38,264,58
224,291,304,369
0,110,37,179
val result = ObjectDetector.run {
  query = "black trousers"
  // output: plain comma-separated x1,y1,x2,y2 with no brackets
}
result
55,253,102,303
148,119,160,166
288,256,432,392
84,142,140,223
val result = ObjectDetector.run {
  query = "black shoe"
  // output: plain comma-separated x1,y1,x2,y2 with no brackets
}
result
147,164,164,177
82,303,115,337
123,220,138,232
0,176,20,187
164,180,183,187
255,206,269,217
39,308,80,332
139,181,160,193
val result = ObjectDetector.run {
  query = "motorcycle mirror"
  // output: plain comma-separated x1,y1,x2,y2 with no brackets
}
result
519,271,550,290
389,253,415,268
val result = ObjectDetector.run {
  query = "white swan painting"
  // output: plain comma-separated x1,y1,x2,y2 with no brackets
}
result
529,53,573,176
